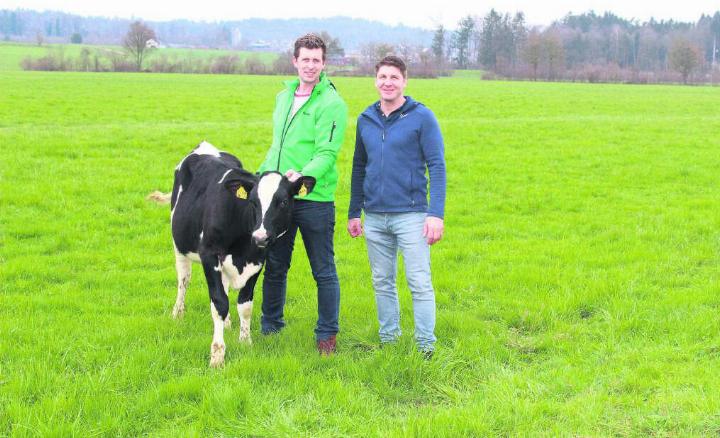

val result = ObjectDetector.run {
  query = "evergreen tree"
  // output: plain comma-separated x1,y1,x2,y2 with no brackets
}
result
711,12,720,66
453,15,474,68
511,12,528,67
478,9,518,69
431,25,445,64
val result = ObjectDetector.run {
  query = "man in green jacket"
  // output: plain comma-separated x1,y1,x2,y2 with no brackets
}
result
257,34,348,355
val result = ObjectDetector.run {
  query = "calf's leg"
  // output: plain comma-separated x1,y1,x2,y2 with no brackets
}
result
173,252,192,318
221,272,232,329
237,271,261,344
202,256,229,368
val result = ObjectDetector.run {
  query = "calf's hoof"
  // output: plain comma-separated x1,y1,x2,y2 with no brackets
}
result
239,330,252,345
209,343,225,368
172,304,185,319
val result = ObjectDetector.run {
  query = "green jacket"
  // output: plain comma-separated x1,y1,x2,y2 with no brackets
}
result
259,72,348,202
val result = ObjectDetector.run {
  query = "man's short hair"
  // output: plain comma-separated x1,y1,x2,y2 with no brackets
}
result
294,33,327,60
375,55,407,77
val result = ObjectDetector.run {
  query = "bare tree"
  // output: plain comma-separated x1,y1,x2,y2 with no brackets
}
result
272,49,296,75
77,47,91,71
522,30,543,80
244,55,268,75
356,43,396,75
670,37,702,83
318,31,345,59
543,31,566,80
360,42,395,63
123,21,157,71
211,55,240,74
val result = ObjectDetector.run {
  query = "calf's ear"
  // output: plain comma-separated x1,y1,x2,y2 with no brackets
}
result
292,176,316,197
224,175,256,200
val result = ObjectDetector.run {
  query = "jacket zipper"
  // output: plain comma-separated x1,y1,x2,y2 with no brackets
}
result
329,121,337,142
276,89,314,171
276,103,294,171
380,127,385,201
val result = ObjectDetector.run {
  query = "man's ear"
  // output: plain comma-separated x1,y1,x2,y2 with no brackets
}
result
291,176,316,197
224,174,256,200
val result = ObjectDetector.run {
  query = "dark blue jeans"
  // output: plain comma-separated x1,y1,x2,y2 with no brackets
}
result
261,200,340,341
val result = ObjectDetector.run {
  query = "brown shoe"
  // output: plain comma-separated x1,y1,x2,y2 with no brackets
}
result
317,335,336,356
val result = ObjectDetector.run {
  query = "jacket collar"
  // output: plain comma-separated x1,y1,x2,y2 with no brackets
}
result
362,96,420,124
283,72,331,95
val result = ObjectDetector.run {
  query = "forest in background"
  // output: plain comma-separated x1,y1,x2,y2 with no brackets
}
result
5,8,719,83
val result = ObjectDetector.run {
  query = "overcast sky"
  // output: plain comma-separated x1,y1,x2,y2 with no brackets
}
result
5,0,719,29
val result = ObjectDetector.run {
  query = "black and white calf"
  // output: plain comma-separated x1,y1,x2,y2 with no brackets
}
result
150,141,315,367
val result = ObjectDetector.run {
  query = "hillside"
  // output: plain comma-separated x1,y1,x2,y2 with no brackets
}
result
1,9,433,51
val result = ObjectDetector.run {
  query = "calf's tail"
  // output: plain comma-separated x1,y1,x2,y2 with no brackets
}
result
147,191,171,205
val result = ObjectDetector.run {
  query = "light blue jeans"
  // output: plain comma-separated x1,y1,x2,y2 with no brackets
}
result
364,212,436,351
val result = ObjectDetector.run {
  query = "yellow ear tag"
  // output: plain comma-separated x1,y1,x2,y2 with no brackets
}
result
236,186,248,199
298,184,308,197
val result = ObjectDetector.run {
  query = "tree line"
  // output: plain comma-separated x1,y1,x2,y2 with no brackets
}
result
436,10,720,84
15,9,720,84
21,21,444,78
1,9,432,51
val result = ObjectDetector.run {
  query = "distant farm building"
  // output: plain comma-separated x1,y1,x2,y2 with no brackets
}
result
249,40,271,50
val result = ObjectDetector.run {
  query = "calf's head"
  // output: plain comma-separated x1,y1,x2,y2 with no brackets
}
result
222,168,258,210
249,171,316,248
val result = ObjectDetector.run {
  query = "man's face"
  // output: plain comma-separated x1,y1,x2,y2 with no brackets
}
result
293,47,325,85
375,65,407,103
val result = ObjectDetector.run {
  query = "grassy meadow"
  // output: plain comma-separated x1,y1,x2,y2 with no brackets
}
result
1,56,720,435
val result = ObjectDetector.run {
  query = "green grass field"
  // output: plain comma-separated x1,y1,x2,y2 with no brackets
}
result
2,65,720,436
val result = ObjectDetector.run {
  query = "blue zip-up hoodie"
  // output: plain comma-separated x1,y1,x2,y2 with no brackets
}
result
348,96,446,219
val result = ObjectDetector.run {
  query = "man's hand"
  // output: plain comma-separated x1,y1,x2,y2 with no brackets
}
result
423,216,444,245
285,169,303,182
347,218,363,238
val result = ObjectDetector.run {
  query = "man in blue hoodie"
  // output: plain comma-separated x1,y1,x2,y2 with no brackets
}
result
347,55,446,357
